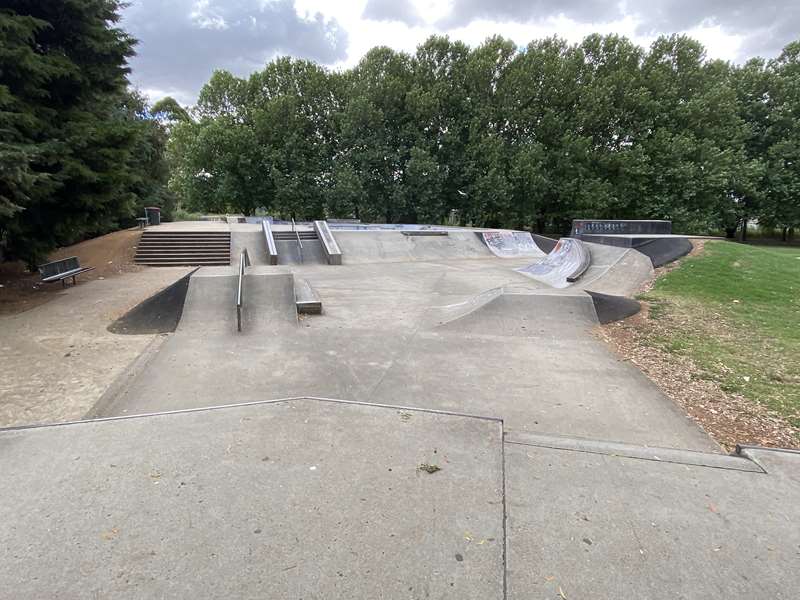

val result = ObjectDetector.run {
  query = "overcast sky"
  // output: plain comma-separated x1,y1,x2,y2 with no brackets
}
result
121,0,800,105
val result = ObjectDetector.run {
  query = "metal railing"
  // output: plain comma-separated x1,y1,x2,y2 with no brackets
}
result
291,217,303,263
236,248,250,332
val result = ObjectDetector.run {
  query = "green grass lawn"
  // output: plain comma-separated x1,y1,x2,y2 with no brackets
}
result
638,241,800,429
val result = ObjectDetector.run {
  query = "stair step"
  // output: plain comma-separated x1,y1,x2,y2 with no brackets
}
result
135,253,230,258
137,262,230,266
137,229,232,266
139,236,231,241
136,257,230,262
274,233,318,240
136,245,231,250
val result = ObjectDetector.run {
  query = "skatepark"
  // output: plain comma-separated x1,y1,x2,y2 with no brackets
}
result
1,219,798,599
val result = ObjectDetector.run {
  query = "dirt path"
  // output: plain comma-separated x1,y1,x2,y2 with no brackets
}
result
0,228,143,316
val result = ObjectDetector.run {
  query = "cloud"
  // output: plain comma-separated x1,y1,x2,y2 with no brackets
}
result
438,0,799,60
122,0,800,104
362,0,423,27
122,0,348,104
629,1,800,59
439,0,618,28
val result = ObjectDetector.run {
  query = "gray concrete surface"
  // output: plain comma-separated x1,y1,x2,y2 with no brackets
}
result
505,439,800,599
229,227,269,266
334,230,495,264
276,238,328,265
0,399,504,599
92,259,717,451
0,267,191,427
5,223,799,599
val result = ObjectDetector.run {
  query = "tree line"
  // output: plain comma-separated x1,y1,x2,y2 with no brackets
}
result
168,34,800,239
2,1,799,268
0,1,171,266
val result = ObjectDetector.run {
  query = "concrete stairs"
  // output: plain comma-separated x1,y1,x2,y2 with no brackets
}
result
273,231,318,241
135,230,231,266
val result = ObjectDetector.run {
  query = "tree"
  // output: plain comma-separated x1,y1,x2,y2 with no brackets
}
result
166,32,800,238
761,42,800,239
0,1,170,266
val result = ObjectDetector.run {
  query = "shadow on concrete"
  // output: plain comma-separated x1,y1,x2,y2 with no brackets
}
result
108,269,196,334
586,290,641,324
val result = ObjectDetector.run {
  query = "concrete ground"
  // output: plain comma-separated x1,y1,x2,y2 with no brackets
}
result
0,267,190,427
506,436,800,599
0,399,504,599
90,249,714,451
4,223,797,598
2,399,798,599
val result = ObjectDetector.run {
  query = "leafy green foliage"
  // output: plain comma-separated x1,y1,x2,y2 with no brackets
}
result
0,1,171,266
168,33,800,234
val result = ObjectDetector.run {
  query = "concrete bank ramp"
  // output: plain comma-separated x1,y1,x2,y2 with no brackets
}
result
178,267,296,334
229,228,270,266
334,230,494,264
276,238,328,265
578,242,654,297
0,399,504,599
432,292,599,339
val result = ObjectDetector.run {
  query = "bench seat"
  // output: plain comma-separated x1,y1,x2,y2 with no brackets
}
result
38,256,95,287
40,266,94,283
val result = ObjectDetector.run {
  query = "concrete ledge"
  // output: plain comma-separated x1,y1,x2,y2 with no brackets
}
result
262,220,278,265
295,278,322,314
402,231,449,236
313,220,342,265
505,431,764,473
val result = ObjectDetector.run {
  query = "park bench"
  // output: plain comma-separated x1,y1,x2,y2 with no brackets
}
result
37,256,94,288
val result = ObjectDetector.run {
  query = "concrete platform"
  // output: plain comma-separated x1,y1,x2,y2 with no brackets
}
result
0,399,505,599
91,261,717,452
505,439,800,599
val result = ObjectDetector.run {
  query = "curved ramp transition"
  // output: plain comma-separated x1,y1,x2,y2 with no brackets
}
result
515,238,591,288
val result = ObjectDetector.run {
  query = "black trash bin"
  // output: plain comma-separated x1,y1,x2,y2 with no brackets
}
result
145,206,161,226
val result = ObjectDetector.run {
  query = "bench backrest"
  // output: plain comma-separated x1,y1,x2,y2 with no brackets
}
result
38,256,81,278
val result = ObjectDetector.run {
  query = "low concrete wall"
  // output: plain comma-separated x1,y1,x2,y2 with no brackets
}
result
262,220,278,265
313,220,342,265
571,219,672,236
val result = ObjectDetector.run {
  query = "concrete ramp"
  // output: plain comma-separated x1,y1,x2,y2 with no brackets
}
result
239,269,297,331
434,292,599,339
1,399,504,599
334,230,494,264
177,268,297,334
276,239,329,265
481,231,547,258
176,269,238,333
515,238,590,288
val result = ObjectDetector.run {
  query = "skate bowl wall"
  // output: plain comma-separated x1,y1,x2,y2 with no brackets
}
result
333,230,495,264
515,238,591,289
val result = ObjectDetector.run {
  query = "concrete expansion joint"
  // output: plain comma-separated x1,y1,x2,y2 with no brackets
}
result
0,396,506,432
503,431,767,474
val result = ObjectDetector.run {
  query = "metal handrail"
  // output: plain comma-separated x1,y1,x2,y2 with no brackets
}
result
292,217,303,263
236,248,250,332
